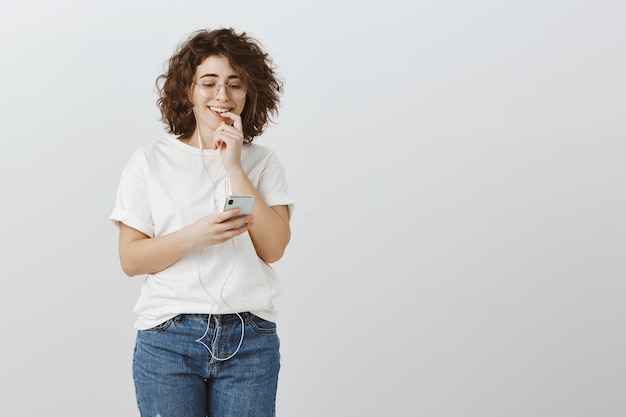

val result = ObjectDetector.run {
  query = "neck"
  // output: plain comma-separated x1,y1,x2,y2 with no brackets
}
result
185,127,216,149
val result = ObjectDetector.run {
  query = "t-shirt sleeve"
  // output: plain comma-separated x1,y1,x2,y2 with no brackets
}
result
109,150,155,237
257,152,295,218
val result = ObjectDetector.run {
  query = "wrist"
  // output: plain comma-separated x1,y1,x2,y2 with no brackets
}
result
225,166,248,184
178,223,201,252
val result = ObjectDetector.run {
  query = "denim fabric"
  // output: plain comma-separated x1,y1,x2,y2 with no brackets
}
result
133,313,280,417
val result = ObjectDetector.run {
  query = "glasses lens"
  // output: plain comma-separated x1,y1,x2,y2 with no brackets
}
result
226,84,246,100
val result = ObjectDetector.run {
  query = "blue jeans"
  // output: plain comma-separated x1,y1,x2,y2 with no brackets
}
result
133,313,280,417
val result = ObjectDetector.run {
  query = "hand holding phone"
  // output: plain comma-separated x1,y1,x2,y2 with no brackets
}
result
222,195,255,229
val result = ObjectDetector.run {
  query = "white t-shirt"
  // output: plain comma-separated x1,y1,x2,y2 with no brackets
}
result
110,136,294,330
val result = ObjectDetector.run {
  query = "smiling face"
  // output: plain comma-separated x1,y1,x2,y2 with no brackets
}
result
190,55,247,142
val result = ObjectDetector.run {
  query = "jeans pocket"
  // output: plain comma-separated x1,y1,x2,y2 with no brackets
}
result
247,314,277,335
143,317,174,332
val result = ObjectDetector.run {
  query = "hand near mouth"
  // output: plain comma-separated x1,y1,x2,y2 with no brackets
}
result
213,111,243,148
213,112,245,173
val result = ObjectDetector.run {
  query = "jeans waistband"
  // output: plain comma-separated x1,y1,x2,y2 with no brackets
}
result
174,312,251,323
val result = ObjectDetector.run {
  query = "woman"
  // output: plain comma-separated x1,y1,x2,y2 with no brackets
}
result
110,28,293,417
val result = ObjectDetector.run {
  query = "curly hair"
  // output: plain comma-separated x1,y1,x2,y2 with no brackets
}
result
156,28,282,143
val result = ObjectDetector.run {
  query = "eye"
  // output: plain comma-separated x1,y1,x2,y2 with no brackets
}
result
201,82,216,88
228,84,243,90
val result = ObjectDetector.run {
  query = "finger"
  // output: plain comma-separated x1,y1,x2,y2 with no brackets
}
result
218,120,244,137
213,123,229,148
222,112,243,132
219,208,240,222
221,216,254,233
222,222,253,238
217,129,242,150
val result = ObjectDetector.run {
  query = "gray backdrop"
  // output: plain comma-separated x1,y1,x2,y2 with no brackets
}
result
1,1,624,416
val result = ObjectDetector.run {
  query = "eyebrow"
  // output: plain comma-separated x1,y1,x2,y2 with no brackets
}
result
199,73,240,79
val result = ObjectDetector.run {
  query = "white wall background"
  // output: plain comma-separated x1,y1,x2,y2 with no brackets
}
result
1,1,624,416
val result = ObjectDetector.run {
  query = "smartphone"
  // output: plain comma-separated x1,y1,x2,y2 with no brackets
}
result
222,195,255,228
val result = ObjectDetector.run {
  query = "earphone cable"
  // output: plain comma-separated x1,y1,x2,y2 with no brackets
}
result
193,119,245,361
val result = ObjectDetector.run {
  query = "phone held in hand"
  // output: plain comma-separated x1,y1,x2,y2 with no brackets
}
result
223,195,255,228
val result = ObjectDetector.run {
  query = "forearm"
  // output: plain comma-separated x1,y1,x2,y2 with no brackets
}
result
119,225,195,277
228,170,291,263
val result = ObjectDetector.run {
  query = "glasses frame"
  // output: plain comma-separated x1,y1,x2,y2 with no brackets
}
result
191,79,247,100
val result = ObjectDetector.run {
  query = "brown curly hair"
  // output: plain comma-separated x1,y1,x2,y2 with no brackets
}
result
156,28,282,143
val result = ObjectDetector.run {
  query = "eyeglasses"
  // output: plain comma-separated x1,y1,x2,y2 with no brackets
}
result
191,80,247,100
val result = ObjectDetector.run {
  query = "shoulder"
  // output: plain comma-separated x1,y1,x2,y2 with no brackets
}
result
125,137,178,166
241,143,289,186
242,142,282,165
243,142,274,156
118,139,170,180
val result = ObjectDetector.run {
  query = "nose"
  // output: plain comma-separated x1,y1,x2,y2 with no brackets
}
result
214,84,229,100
